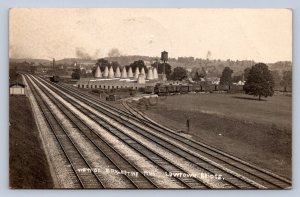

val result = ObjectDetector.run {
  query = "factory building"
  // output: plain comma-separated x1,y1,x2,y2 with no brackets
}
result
76,66,159,90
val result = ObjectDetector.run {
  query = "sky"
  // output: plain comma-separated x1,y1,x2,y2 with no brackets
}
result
9,8,292,63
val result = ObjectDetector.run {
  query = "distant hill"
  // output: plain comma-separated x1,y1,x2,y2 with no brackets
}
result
55,58,96,65
10,58,51,65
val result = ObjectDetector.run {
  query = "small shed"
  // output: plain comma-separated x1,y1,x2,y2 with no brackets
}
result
9,83,26,95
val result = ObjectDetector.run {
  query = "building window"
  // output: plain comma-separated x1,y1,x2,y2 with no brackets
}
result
112,86,114,89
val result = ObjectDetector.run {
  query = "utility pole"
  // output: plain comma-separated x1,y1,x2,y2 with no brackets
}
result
52,58,55,76
186,118,190,132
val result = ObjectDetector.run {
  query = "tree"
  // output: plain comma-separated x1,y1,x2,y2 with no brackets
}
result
271,70,281,89
232,75,243,83
71,68,81,79
244,63,274,100
244,67,251,80
127,60,147,73
9,68,19,83
219,67,233,85
200,67,207,81
151,62,172,79
111,61,120,71
170,67,188,81
280,70,292,92
192,72,201,81
95,58,110,72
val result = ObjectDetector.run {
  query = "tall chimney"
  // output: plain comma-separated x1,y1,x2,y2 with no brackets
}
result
121,67,127,79
147,67,154,80
108,66,114,78
103,66,109,78
94,65,102,78
153,67,158,79
115,66,121,78
137,74,146,84
128,67,133,78
141,67,145,75
134,67,140,79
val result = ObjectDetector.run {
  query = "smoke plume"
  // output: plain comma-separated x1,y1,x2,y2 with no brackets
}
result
76,47,92,60
108,48,121,57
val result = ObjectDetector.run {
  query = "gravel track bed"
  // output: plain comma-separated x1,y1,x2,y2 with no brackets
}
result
32,76,183,188
25,76,78,188
30,77,133,188
34,76,233,188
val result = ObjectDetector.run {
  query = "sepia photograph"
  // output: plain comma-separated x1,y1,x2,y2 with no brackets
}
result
9,8,292,189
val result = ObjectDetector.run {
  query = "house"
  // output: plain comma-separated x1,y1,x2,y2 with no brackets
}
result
9,83,26,95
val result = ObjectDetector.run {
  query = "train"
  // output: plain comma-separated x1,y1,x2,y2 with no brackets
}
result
144,84,244,95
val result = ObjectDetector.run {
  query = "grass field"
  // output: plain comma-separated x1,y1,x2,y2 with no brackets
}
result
142,93,292,178
9,96,53,188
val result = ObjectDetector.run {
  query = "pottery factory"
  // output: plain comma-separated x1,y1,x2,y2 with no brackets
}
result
76,65,161,90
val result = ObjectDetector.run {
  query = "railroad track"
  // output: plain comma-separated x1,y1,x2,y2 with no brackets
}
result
32,75,291,189
31,75,210,189
120,94,293,189
25,75,104,188
33,76,256,189
28,75,159,189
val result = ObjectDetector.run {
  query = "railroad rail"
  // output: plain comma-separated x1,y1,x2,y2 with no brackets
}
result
25,75,104,188
30,75,210,188
29,75,162,189
28,74,292,189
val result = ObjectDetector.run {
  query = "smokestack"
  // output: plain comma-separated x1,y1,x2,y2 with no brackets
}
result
134,67,140,79
108,66,114,78
147,67,154,80
121,67,127,79
137,74,146,84
103,66,109,78
141,67,145,75
128,67,133,78
115,66,121,78
94,66,102,78
153,67,158,79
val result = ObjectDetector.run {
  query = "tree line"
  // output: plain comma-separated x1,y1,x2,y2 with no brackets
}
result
71,59,292,100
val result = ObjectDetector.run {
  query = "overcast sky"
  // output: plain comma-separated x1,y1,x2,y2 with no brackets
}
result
9,8,292,63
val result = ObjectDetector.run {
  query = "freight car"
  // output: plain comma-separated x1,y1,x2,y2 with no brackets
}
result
144,86,155,94
151,84,243,95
